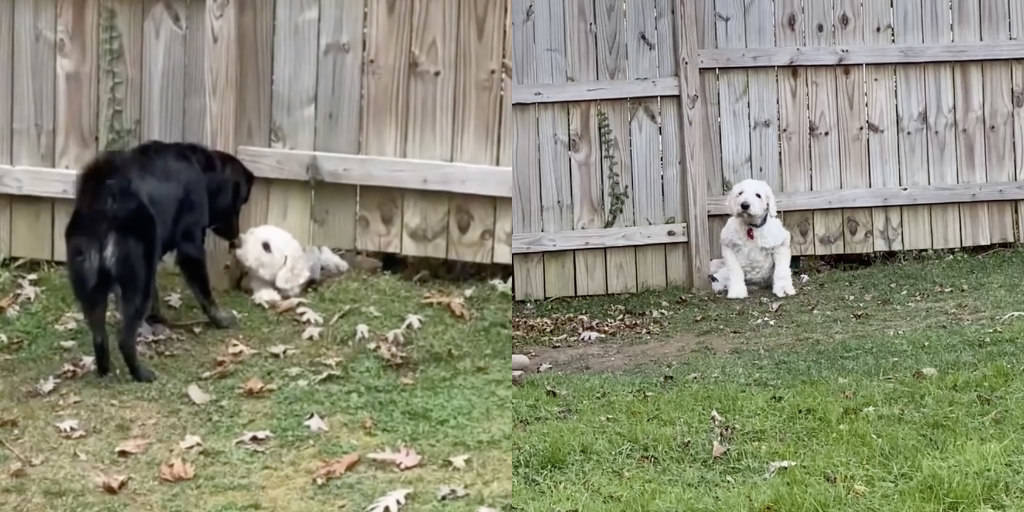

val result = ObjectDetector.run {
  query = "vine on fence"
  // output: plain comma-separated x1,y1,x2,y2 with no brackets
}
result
99,2,138,151
597,109,629,228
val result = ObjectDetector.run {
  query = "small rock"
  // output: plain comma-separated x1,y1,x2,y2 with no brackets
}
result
511,354,530,371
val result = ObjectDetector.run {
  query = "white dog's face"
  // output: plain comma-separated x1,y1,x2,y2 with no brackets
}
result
728,179,777,221
233,225,310,294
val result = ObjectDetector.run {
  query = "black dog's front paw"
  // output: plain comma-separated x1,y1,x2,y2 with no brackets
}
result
131,365,157,382
210,309,237,329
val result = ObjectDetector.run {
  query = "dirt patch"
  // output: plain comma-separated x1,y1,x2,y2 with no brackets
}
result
519,333,737,374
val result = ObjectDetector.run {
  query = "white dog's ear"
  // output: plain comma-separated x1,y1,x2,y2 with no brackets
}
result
767,186,778,217
274,255,310,296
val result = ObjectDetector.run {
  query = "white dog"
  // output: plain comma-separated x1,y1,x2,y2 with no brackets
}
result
709,179,796,299
232,224,349,306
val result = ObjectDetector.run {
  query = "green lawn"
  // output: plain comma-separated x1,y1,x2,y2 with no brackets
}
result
514,249,1024,511
0,262,511,511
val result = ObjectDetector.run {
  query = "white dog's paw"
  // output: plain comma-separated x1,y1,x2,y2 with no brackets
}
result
726,286,748,299
773,282,796,298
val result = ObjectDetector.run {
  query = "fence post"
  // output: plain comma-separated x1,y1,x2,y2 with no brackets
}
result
204,0,239,291
675,0,712,290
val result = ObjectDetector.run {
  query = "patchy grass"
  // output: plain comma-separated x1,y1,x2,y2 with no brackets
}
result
0,263,511,511
514,249,1024,511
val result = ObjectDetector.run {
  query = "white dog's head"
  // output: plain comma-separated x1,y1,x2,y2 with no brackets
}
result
728,179,777,223
232,224,310,297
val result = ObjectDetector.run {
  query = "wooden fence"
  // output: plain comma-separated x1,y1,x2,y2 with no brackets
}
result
510,0,1024,300
0,0,512,281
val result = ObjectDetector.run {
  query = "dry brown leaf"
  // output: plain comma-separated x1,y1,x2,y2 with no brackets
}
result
159,458,195,482
115,438,152,457
0,416,18,428
367,488,413,512
240,377,276,396
303,413,329,433
311,370,341,385
163,292,183,309
179,435,203,450
200,359,235,380
58,356,96,380
55,419,85,439
712,440,728,459
186,383,212,405
295,306,324,325
367,446,422,471
233,430,273,446
447,454,470,470
301,326,323,341
54,312,82,332
7,462,26,478
274,297,308,313
95,473,130,494
312,452,360,485
422,292,471,320
226,339,256,358
267,344,296,358
36,376,59,396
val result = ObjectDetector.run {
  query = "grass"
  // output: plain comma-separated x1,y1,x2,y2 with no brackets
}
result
513,249,1024,511
0,262,511,511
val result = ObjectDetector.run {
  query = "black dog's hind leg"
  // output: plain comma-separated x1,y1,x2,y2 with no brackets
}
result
74,277,114,376
146,282,167,325
176,230,235,328
114,250,158,382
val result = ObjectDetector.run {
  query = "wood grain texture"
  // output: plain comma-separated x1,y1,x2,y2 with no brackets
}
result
2,0,13,263
921,0,960,249
806,0,843,255
514,223,687,253
678,0,712,284
696,0,725,261
511,77,680,104
596,0,637,294
359,0,412,253
715,0,752,189
54,0,99,261
449,0,504,263
656,0,687,287
269,0,318,245
835,0,872,253
494,1,512,265
235,0,273,236
745,0,778,189
981,0,1015,243
864,0,903,251
11,0,56,260
183,0,206,144
142,0,185,141
1011,0,1024,241
776,0,813,255
312,0,363,250
534,0,574,297
893,0,931,250
698,40,1024,68
402,0,456,259
567,0,605,295
510,0,543,299
953,0,990,246
98,0,142,150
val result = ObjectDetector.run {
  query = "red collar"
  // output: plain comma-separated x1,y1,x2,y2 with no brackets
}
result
746,227,755,240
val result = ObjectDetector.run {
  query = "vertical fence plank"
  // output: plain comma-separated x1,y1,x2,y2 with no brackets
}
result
596,0,637,294
697,0,725,261
777,0,813,255
235,0,273,234
835,0,871,253
657,0,689,287
450,0,504,263
921,0,960,248
312,0,363,250
1012,0,1024,241
402,0,456,259
715,0,751,190
953,0,990,247
359,0,412,253
746,0,778,189
806,0,843,254
54,0,99,262
10,0,56,260
183,0,207,145
142,0,185,142
0,0,11,259
893,0,931,250
494,0,512,265
269,0,318,245
864,0,902,251
627,0,666,291
566,0,606,295
981,0,1015,243
534,0,574,297
511,0,543,299
98,0,143,151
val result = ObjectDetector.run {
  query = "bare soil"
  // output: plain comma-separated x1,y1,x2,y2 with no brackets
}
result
518,333,737,374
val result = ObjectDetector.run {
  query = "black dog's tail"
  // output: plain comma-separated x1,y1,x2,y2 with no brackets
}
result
74,151,142,221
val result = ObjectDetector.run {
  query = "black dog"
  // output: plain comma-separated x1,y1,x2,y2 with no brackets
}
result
64,141,255,382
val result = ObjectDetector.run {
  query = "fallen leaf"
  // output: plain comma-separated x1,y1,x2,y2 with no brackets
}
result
163,292,183,309
312,452,359,485
437,485,469,501
303,413,329,433
226,339,256,358
179,435,203,450
186,383,213,405
423,292,471,320
115,438,152,457
463,287,475,298
311,370,342,385
367,446,422,471
0,417,18,428
58,356,96,379
538,363,552,373
402,314,424,330
233,430,273,446
274,297,308,313
240,377,276,396
366,488,413,512
317,356,344,369
355,324,370,342
15,276,42,303
296,306,324,325
7,462,26,478
579,331,604,342
368,339,407,366
54,312,83,332
447,454,470,470
36,376,60,396
158,458,195,482
769,301,782,313
712,440,728,459
914,367,939,379
267,344,296,358
361,306,382,318
95,473,130,494
361,417,375,433
765,460,797,479
199,362,234,380
385,329,405,344
302,326,323,341
489,276,512,295
544,386,559,398
58,340,77,350
710,409,725,427
55,419,85,439
851,483,869,497
398,376,415,386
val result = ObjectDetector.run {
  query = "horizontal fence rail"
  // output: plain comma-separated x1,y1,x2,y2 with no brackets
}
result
512,223,688,254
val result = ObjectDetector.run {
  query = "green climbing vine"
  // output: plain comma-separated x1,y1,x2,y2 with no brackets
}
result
99,2,138,151
597,109,629,228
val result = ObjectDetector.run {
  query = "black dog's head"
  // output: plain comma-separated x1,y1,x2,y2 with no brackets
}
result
207,151,255,245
